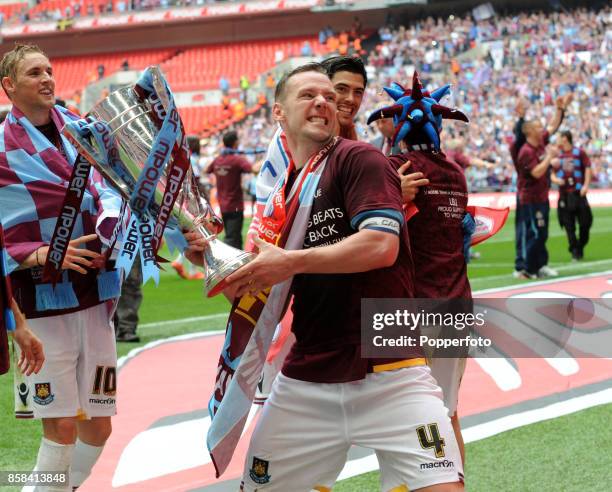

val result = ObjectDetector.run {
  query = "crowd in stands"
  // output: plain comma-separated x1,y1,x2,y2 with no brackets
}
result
210,6,611,193
0,0,220,25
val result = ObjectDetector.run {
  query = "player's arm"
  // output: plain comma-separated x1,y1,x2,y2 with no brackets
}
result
550,170,563,186
226,228,399,298
251,160,263,174
546,94,570,136
581,167,592,196
20,234,102,273
10,298,44,376
581,151,592,196
513,98,527,151
529,147,557,179
469,157,495,169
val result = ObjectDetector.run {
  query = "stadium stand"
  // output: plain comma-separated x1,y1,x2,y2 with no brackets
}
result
161,36,326,92
0,2,25,21
0,47,175,104
1,2,607,191
197,7,610,191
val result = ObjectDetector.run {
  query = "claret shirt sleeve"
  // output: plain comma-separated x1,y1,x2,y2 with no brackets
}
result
581,149,591,169
338,143,404,234
517,145,538,176
240,156,253,173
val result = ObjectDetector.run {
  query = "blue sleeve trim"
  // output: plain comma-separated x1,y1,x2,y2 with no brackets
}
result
350,209,404,230
362,225,400,236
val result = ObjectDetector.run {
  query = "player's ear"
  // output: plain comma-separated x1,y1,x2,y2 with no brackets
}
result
1,77,15,98
272,102,285,124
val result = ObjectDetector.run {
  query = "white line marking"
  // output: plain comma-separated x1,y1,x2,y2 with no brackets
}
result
338,389,612,482
139,313,228,329
472,358,522,391
461,387,612,443
470,262,612,286
473,269,612,295
134,269,612,332
112,404,260,487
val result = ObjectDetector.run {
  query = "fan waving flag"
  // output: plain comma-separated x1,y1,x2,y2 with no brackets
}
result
467,205,509,246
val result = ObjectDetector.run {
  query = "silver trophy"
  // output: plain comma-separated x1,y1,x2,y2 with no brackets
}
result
63,72,254,297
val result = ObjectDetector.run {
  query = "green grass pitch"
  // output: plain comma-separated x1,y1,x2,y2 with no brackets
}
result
1,207,611,491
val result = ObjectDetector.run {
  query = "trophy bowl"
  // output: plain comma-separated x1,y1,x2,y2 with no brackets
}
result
64,78,255,297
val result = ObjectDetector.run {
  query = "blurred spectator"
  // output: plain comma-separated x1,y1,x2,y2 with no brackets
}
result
359,6,610,192
206,131,258,249
239,75,250,102
301,41,313,57
211,6,609,197
219,76,230,95
265,72,276,103
114,263,142,343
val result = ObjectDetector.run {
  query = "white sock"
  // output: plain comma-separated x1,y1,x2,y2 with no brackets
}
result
69,439,104,489
22,437,74,492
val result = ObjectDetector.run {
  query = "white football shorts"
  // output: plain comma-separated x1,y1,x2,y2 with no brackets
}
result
241,365,463,491
14,303,117,419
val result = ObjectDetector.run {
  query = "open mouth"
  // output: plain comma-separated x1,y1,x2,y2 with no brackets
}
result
337,105,354,117
307,116,329,125
39,89,54,96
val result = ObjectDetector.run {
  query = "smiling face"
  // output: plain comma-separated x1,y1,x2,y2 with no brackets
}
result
274,70,337,147
2,52,55,116
331,70,365,128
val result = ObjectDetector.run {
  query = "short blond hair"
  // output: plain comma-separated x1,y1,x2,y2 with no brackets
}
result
0,43,47,98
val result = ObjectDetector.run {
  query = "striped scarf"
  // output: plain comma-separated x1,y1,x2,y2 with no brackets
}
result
207,138,337,477
0,105,122,314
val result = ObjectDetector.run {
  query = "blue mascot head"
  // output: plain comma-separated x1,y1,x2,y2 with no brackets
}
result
367,71,469,152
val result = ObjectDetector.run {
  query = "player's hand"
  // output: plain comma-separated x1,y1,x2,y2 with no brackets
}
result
36,234,101,274
551,157,560,169
562,93,573,109
398,161,429,204
183,230,209,267
225,236,293,298
516,98,527,117
12,323,45,376
580,187,588,197
546,145,559,160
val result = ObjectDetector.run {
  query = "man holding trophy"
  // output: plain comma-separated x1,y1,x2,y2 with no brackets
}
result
1,40,252,490
193,63,463,492
0,44,123,490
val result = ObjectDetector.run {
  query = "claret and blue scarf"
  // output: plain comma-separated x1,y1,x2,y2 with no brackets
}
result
0,104,122,312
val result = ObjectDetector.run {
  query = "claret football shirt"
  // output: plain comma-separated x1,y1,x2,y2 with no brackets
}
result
282,139,421,383
389,151,471,300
